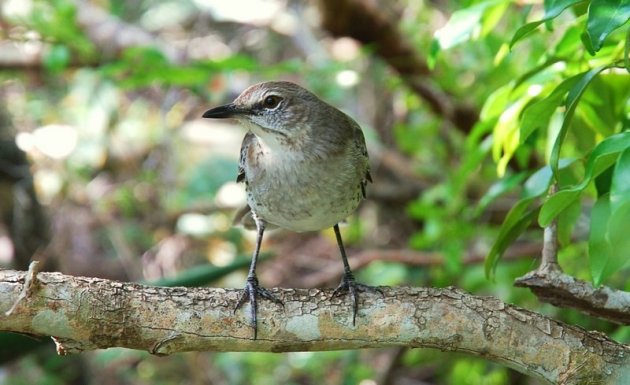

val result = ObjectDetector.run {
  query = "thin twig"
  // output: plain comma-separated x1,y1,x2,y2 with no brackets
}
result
4,261,40,316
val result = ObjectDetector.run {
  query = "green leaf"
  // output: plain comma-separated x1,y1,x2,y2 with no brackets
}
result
433,0,504,50
588,195,630,286
539,189,582,226
586,147,630,285
539,131,630,226
485,198,538,278
493,99,529,177
430,0,508,66
145,256,266,287
557,198,582,245
550,66,609,174
589,195,614,286
523,158,577,198
43,44,70,72
606,200,630,271
583,0,630,54
510,0,586,48
519,76,581,143
610,146,630,210
476,172,527,215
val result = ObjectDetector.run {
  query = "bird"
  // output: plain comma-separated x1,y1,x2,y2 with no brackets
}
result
202,81,374,338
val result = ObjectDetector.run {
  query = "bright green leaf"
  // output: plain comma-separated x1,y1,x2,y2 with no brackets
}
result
431,0,508,66
510,0,587,48
550,66,609,174
434,0,503,50
539,132,630,226
493,99,529,176
583,0,630,54
519,76,581,143
539,189,582,226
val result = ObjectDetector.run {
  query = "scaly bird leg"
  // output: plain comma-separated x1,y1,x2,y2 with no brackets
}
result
235,216,283,339
331,224,381,325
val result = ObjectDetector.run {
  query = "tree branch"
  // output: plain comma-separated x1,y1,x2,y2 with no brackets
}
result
1,266,629,384
514,184,630,325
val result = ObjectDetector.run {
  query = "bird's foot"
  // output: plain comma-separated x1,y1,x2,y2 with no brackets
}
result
235,276,283,339
332,273,382,325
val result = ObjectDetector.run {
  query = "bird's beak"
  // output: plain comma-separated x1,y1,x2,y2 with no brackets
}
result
202,103,244,119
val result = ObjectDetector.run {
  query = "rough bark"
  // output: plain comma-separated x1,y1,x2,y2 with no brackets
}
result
1,266,629,385
515,270,630,326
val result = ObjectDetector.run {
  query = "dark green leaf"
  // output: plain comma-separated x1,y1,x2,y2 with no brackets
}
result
145,257,260,287
606,200,630,276
610,146,630,209
589,195,613,286
485,198,538,278
476,172,527,215
583,0,630,54
595,164,615,196
557,197,582,245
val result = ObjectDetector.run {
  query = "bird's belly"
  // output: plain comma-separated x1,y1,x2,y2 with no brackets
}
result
246,163,363,232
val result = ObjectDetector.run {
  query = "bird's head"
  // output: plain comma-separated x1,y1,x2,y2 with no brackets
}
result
202,81,322,148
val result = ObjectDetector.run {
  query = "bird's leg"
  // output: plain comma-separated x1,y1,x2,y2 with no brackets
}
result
235,216,283,339
332,223,381,325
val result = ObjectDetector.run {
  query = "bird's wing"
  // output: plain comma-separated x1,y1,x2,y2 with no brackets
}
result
236,131,256,183
351,122,372,198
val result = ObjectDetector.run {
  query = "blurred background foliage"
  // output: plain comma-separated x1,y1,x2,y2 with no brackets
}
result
0,0,629,384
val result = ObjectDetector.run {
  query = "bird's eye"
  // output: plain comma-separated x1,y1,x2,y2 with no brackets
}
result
262,95,282,109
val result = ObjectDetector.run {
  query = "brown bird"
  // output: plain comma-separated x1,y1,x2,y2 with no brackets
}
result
202,81,374,338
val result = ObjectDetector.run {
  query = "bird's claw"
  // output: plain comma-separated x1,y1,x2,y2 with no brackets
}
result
332,274,382,325
235,276,283,339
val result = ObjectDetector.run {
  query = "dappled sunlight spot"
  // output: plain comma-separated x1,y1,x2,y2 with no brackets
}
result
271,12,297,35
336,70,359,88
188,36,232,60
176,213,214,237
15,132,34,152
194,0,283,25
0,234,14,264
527,84,543,97
19,124,78,159
215,181,246,208
209,213,232,233
34,169,63,204
2,0,33,18
330,37,360,62
206,238,236,266
358,380,377,385
140,1,194,31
